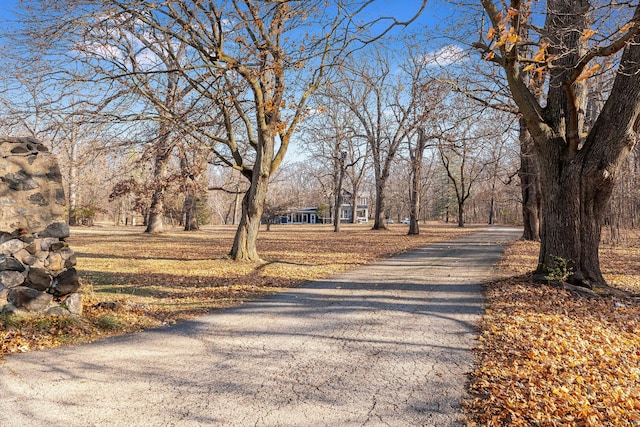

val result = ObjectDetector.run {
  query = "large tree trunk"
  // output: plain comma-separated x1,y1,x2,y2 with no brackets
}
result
534,58,639,287
145,133,172,234
529,1,640,288
519,119,541,241
230,136,273,262
183,193,199,231
457,200,464,228
535,140,617,287
145,188,165,233
408,130,425,235
230,177,269,261
372,176,388,230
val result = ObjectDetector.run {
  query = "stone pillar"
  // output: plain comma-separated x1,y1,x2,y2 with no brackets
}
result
0,136,81,316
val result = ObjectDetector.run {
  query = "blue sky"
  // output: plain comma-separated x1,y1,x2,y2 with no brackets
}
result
0,1,454,29
350,0,459,35
0,0,18,19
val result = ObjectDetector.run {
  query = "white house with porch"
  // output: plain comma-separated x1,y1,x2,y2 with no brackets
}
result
286,207,318,224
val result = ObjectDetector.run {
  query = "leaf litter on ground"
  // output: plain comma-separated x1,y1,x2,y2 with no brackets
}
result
465,236,640,427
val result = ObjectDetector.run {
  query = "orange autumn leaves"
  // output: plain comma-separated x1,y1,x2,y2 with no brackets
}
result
482,6,636,84
466,240,640,426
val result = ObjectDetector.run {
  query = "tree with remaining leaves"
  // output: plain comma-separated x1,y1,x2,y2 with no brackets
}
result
471,0,640,289
11,0,427,259
111,0,426,260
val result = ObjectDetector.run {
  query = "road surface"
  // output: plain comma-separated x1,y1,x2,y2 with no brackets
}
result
0,226,520,426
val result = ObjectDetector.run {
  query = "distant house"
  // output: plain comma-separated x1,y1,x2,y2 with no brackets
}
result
286,207,319,224
283,193,369,225
339,192,369,223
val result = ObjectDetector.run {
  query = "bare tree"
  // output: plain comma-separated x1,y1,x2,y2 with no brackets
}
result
82,11,197,233
396,40,450,235
408,129,428,234
432,17,543,239
436,100,501,227
111,0,427,259
327,47,418,230
301,96,369,231
12,0,428,259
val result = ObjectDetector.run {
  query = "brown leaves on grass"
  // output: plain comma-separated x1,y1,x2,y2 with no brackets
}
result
1,222,474,357
466,240,640,426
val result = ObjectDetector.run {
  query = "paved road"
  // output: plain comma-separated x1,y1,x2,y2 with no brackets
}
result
0,227,520,427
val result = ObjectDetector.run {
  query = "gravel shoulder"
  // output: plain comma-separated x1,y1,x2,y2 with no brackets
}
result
0,226,520,427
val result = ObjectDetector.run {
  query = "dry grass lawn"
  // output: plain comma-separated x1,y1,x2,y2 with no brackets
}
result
0,221,476,356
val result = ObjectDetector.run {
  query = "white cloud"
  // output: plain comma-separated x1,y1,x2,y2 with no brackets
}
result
421,45,466,67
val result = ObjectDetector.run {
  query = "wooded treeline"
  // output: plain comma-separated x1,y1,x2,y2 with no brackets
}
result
1,0,639,289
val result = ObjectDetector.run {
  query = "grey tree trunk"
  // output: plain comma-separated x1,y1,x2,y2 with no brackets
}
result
518,119,541,241
333,152,346,233
408,129,426,235
68,139,78,226
145,128,173,234
183,193,199,231
230,135,274,262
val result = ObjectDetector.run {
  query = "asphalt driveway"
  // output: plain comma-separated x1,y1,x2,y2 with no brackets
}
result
0,226,520,427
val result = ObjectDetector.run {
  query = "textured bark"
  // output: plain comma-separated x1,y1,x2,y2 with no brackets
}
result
145,141,172,234
534,3,640,286
372,175,388,230
518,119,541,241
230,180,267,261
183,193,199,231
145,189,165,233
230,133,274,261
408,129,426,235
481,0,640,287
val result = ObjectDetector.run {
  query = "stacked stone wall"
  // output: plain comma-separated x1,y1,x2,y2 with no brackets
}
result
0,136,81,316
